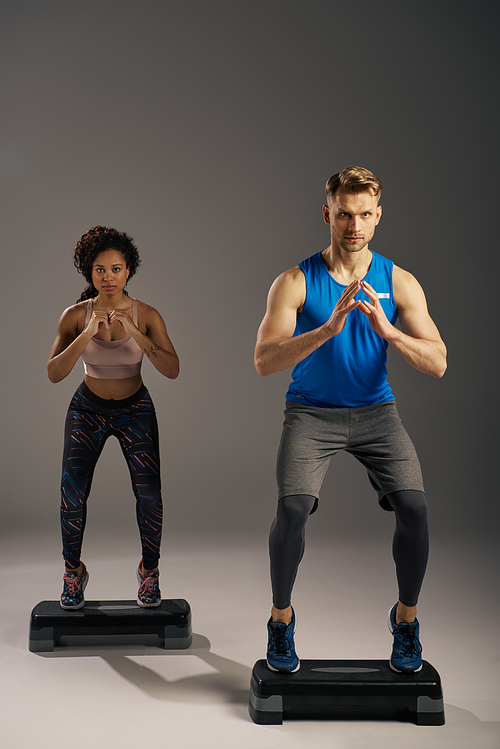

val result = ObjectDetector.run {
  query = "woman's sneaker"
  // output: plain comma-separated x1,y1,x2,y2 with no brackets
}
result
60,563,89,610
266,608,300,673
388,602,423,674
137,562,161,607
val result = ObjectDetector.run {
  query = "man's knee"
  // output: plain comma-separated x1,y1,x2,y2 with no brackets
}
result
386,490,428,526
277,494,316,528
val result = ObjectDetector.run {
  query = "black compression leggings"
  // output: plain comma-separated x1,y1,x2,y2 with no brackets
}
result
269,490,428,610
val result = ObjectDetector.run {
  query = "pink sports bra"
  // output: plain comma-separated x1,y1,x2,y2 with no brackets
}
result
81,298,143,379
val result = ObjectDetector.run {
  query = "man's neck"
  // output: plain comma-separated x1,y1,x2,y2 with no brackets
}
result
321,245,373,284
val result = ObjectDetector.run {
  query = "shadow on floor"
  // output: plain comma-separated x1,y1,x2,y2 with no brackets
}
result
34,633,253,709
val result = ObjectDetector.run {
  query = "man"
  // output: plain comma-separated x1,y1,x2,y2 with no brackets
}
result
254,166,446,675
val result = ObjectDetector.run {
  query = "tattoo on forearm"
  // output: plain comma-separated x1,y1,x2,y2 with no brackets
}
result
144,343,161,359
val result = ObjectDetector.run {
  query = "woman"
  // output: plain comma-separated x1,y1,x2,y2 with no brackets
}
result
47,226,179,610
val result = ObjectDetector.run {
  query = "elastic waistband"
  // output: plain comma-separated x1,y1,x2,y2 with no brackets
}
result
285,399,395,413
79,381,148,409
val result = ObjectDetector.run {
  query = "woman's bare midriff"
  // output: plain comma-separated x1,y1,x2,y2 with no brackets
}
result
84,373,143,400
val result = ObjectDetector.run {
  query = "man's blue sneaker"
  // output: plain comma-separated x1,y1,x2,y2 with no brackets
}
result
60,563,89,610
267,608,300,673
388,602,423,674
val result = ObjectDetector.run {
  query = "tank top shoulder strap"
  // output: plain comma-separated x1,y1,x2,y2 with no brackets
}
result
84,298,93,326
131,297,138,325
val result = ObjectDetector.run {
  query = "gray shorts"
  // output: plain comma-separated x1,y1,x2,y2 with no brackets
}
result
276,400,424,510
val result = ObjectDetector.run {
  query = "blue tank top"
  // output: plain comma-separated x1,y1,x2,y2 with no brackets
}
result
286,251,398,408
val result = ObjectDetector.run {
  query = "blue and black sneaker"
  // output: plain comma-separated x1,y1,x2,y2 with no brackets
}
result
388,602,423,674
266,608,300,673
60,563,89,610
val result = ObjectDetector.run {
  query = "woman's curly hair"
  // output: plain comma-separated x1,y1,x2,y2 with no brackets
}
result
73,226,141,302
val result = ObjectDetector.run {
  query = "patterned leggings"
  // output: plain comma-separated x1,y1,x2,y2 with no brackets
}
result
60,382,162,570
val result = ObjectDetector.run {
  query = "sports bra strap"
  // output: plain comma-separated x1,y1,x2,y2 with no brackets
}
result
131,297,138,326
85,299,93,326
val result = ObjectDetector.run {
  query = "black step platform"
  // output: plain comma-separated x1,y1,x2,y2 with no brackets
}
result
29,599,192,652
249,659,444,725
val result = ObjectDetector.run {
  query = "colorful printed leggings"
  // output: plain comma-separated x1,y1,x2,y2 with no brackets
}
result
61,382,162,570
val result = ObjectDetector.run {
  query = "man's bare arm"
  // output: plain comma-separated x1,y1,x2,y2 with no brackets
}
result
254,268,361,377
358,267,447,378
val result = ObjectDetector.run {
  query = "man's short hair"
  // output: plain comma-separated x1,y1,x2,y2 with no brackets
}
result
325,166,382,203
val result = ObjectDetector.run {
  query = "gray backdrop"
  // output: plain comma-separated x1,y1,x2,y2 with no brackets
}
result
1,0,497,546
